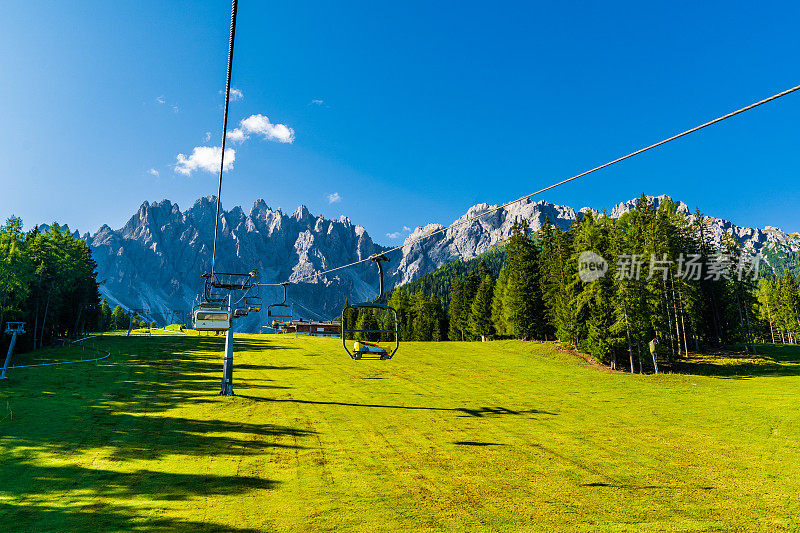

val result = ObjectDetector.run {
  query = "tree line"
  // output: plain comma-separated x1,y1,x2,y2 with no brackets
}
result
0,217,100,353
371,195,797,372
756,272,800,344
0,216,165,354
96,299,157,332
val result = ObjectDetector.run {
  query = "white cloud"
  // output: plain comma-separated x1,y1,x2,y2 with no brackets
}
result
327,192,341,204
226,128,247,142
156,95,166,104
220,88,244,101
227,114,295,144
203,131,211,142
171,105,179,113
386,226,412,239
310,99,324,106
174,146,235,176
147,168,159,177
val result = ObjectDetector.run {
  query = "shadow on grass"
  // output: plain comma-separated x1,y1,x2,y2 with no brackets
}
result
236,395,557,418
0,334,307,530
232,364,308,371
666,343,800,378
0,459,278,501
453,441,505,446
0,503,267,532
580,482,714,490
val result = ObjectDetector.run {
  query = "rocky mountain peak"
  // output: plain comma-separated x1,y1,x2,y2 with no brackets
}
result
250,199,271,220
83,193,799,330
609,194,688,218
292,205,310,222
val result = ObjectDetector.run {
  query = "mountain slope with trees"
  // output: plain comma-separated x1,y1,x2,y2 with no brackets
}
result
377,195,800,371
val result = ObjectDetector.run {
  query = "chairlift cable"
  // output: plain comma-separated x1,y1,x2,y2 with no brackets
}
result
284,83,800,286
210,0,238,278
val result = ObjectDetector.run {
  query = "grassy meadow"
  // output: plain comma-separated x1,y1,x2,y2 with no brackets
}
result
1,331,799,531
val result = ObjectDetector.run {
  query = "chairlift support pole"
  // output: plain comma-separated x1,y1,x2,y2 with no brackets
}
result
220,293,235,395
1,323,26,379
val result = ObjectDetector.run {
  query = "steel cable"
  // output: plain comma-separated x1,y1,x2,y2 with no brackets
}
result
210,0,238,277
6,335,111,370
282,83,800,285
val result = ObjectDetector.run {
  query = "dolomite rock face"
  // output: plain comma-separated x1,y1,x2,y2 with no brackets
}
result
87,197,386,331
75,194,798,330
391,199,577,285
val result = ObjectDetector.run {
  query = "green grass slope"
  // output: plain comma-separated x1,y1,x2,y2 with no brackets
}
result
1,332,799,531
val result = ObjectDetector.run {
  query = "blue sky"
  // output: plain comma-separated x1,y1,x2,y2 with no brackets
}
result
2,0,799,244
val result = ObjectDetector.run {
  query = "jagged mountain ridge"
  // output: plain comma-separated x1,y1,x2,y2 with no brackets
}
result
63,194,800,330
393,195,799,285
87,197,386,331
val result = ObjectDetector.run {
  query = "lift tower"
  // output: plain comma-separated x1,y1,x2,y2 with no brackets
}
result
1,322,26,379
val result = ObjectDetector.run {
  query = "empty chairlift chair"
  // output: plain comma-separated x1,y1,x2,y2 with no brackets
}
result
192,301,231,331
341,254,399,360
233,294,262,319
267,283,293,328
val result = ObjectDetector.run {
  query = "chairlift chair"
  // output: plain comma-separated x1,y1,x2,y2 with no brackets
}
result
193,270,260,330
267,283,293,323
244,295,262,313
341,254,399,360
192,302,231,331
232,293,263,319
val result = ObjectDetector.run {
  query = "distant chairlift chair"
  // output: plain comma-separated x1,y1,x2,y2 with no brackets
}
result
341,254,399,360
267,283,293,329
192,270,259,331
233,294,262,319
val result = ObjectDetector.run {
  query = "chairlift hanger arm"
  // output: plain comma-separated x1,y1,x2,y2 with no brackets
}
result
265,282,293,319
202,270,259,292
369,255,389,300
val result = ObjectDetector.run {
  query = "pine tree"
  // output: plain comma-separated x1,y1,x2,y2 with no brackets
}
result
411,291,434,340
448,276,465,341
491,268,508,337
504,219,545,340
429,294,446,341
387,289,412,341
458,271,480,340
111,305,127,331
470,274,495,341
572,212,615,364
541,223,578,345
98,299,111,331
